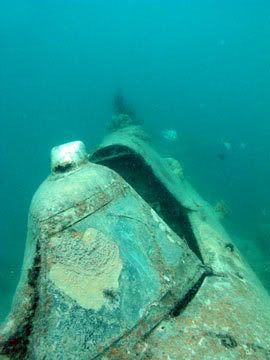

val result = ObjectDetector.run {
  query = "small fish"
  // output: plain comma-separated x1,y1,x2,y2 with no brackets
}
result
217,153,225,160
223,141,232,151
161,129,178,142
218,39,225,46
262,209,268,217
240,142,246,150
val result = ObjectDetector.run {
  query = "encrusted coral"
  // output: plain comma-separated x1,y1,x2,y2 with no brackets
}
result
165,157,184,179
108,113,135,131
214,200,230,219
49,227,122,310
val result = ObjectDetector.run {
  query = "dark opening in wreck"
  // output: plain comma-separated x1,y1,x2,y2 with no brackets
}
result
91,145,203,262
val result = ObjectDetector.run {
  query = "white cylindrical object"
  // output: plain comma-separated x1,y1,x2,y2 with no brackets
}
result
50,140,88,174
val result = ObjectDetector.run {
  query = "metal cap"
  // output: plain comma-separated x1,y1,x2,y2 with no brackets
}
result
51,140,88,174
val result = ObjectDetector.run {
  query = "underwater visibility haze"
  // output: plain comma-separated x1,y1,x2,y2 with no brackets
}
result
0,0,270,332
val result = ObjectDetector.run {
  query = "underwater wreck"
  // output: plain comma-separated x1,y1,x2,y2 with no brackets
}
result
0,114,270,360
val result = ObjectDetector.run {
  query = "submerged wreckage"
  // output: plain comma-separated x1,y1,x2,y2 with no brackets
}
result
1,115,270,359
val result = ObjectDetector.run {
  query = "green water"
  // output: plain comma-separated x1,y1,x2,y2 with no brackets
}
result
0,0,270,321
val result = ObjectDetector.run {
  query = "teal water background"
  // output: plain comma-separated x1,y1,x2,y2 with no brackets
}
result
0,0,270,320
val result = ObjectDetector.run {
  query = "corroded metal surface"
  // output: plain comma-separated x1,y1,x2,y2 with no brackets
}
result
137,273,270,359
1,120,270,359
0,141,203,359
90,121,270,359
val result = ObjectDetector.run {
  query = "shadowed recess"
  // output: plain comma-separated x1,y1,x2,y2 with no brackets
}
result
91,145,203,262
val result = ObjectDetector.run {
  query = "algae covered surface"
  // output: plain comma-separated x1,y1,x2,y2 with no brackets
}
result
0,1,270,356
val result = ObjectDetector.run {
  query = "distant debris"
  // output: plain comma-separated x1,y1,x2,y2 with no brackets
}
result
161,128,178,142
108,113,135,131
108,91,142,131
112,91,137,120
109,91,142,132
